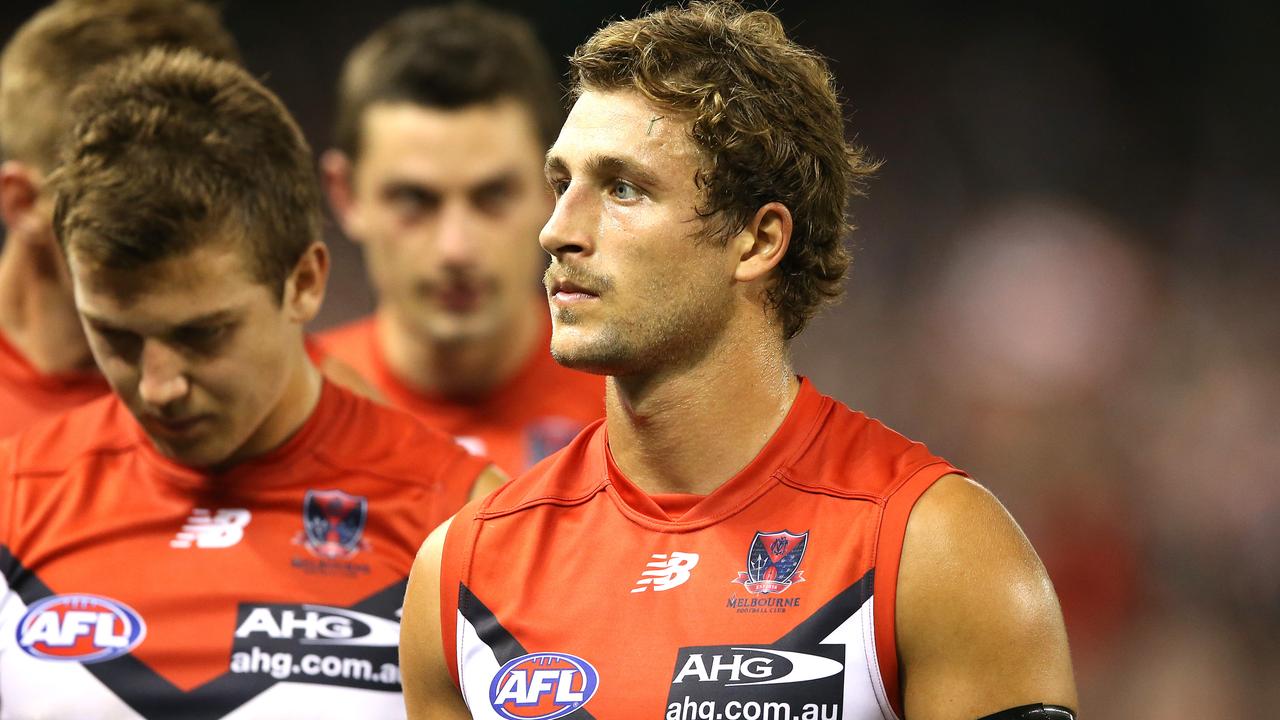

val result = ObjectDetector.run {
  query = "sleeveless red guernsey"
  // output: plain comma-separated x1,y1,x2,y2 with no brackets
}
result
438,378,962,720
0,380,489,719
0,329,110,439
316,315,604,476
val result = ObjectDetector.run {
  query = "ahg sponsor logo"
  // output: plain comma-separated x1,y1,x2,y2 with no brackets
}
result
234,604,399,647
17,594,146,663
489,652,600,720
666,643,842,716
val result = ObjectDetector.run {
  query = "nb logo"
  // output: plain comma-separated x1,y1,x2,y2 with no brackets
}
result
170,508,251,549
632,552,699,593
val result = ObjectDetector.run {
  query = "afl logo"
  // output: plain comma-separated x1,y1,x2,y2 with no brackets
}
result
17,594,146,663
489,652,600,720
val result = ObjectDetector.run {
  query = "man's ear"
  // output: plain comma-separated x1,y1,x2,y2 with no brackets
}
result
320,149,363,241
0,161,47,241
731,201,792,283
284,241,330,324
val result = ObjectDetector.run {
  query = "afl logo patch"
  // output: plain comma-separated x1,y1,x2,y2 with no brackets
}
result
17,594,146,663
489,651,600,720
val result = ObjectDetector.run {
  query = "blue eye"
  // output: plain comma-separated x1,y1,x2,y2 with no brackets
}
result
611,180,640,201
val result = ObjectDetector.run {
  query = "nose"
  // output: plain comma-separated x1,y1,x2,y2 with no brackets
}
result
437,199,478,268
137,340,190,409
539,185,594,260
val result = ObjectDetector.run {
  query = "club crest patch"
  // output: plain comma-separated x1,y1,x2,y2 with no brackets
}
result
733,530,809,595
524,417,584,467
296,489,370,559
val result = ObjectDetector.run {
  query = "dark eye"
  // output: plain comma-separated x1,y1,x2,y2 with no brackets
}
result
383,185,438,218
173,323,233,354
472,179,517,215
95,327,142,360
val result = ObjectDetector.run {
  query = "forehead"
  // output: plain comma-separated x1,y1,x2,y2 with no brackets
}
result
550,89,699,171
69,242,267,325
358,99,544,183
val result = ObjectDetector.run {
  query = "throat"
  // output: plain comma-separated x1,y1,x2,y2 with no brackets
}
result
605,366,799,496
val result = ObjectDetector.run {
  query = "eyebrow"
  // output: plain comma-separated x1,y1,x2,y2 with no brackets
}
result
544,152,665,191
83,308,240,332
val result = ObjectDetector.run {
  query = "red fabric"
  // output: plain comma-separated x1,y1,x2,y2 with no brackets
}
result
0,330,109,439
442,378,962,715
316,315,604,476
1,379,487,692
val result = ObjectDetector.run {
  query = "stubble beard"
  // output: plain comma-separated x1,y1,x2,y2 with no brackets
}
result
549,274,734,378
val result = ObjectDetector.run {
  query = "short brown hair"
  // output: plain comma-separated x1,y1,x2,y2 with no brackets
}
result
0,0,240,172
50,48,321,298
334,2,561,159
570,1,877,339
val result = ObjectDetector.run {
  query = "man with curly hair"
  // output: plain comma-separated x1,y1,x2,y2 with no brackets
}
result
401,3,1078,718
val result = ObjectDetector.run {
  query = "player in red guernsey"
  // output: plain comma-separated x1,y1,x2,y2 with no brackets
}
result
0,1,374,438
0,49,503,718
316,5,604,475
401,3,1079,720
0,0,240,438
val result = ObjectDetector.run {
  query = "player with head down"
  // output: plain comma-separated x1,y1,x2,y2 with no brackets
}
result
0,48,503,717
0,0,240,437
400,3,1078,719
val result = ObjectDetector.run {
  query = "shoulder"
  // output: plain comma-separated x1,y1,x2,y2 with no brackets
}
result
315,316,376,348
895,474,1077,715
4,394,137,479
312,316,377,368
786,392,956,500
309,382,484,483
477,418,609,518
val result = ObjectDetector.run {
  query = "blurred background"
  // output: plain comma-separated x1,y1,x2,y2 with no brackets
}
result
3,0,1276,715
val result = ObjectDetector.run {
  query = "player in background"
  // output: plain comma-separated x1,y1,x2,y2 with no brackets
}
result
318,4,604,476
401,3,1078,719
0,49,504,717
0,0,374,439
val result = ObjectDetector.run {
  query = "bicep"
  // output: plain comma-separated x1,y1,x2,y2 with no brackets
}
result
401,517,471,719
896,475,1078,719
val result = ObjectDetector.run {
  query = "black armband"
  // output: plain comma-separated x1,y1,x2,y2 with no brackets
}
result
977,704,1076,720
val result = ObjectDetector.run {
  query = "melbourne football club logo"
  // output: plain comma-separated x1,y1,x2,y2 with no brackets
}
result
524,417,583,466
17,594,147,663
489,652,600,720
733,530,809,595
296,489,370,559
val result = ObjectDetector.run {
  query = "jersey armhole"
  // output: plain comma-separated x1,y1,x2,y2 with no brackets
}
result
872,461,962,719
439,498,484,689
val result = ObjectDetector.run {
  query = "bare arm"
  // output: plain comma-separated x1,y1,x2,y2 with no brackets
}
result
897,474,1078,719
401,517,472,720
468,465,507,501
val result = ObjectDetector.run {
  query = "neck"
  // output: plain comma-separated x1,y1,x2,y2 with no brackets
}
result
0,239,94,374
217,341,323,471
605,315,798,496
377,298,543,400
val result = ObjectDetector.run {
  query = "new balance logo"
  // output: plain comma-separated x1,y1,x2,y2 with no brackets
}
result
632,552,700,593
170,508,251,549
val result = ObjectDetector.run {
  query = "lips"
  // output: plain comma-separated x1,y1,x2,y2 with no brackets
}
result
550,278,598,297
143,415,208,439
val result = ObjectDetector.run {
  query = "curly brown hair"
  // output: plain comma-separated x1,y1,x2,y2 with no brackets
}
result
569,1,877,339
49,48,321,299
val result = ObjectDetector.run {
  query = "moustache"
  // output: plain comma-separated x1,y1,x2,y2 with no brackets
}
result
543,263,613,296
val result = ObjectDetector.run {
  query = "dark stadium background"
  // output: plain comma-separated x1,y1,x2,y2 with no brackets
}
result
4,1,1277,715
